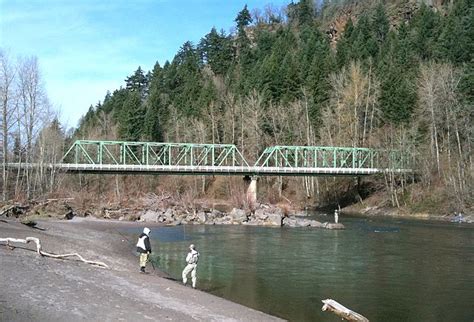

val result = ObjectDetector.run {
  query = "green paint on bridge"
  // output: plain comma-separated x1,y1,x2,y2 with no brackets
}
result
53,140,414,176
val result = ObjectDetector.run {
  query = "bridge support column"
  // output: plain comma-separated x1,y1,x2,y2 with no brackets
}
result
245,176,258,207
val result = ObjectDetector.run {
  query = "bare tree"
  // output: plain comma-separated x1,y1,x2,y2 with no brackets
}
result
17,56,50,198
416,62,472,209
319,61,380,148
0,50,18,201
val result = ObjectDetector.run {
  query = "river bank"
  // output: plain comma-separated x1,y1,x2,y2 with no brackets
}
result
0,218,283,321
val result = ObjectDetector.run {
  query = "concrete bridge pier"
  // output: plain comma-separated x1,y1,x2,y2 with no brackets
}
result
244,175,258,207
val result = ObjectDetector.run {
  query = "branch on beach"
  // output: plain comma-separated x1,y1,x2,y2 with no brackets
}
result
0,237,109,269
321,299,369,321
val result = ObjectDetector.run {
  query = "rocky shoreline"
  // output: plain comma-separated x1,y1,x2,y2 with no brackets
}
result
137,206,345,230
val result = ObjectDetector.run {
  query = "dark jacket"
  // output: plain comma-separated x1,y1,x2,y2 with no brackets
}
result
136,233,152,254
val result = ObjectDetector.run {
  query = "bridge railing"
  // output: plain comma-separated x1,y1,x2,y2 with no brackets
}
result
254,146,413,170
62,140,250,167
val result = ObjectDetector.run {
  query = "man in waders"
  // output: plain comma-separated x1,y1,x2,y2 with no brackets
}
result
182,244,199,288
136,227,152,273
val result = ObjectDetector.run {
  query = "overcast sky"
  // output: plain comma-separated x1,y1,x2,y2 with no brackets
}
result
1,0,289,129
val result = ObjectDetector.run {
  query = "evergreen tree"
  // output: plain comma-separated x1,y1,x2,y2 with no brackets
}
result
378,27,417,123
297,0,315,27
198,28,234,75
125,66,149,100
351,14,378,61
235,4,252,32
436,0,473,64
118,91,146,141
371,3,389,52
409,3,441,61
145,62,166,141
336,18,355,68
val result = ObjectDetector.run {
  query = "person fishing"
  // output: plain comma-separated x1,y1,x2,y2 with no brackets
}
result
182,244,199,289
136,227,152,273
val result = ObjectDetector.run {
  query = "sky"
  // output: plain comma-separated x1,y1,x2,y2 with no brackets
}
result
1,0,290,129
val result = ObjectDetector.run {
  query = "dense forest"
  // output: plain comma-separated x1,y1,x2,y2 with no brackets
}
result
1,0,473,216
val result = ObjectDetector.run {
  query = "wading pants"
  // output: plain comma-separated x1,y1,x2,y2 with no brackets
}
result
182,263,197,288
139,253,149,268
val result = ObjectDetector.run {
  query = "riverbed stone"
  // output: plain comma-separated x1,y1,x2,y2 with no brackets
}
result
309,220,323,227
295,218,311,227
326,223,345,229
230,208,247,223
266,213,282,226
283,217,297,227
255,209,268,221
164,208,175,222
197,211,207,223
140,210,160,222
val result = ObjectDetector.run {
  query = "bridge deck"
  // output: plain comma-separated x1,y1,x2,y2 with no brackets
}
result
6,163,413,176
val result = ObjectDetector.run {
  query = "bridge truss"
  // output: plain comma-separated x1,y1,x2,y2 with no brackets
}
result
8,140,414,176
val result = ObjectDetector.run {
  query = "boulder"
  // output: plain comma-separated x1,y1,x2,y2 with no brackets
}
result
164,208,175,222
254,209,268,221
326,223,345,229
309,220,323,227
230,208,248,223
221,215,233,225
197,211,207,223
283,217,297,227
295,218,311,227
266,213,282,226
140,210,160,222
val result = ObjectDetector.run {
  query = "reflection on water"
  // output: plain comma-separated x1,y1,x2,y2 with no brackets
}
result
126,217,474,321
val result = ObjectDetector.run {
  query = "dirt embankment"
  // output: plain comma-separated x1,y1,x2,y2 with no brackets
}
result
0,218,283,322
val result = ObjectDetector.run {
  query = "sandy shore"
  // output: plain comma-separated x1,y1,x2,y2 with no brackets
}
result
0,218,283,321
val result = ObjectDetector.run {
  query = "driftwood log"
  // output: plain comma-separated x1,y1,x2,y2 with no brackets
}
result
321,299,369,321
0,237,109,269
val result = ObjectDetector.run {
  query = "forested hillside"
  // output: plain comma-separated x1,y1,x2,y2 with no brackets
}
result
3,0,473,215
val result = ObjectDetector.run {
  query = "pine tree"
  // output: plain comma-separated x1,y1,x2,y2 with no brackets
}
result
125,66,149,100
118,91,146,141
336,18,355,68
235,4,252,32
351,14,378,61
378,27,417,123
198,28,234,75
372,3,389,54
409,3,441,61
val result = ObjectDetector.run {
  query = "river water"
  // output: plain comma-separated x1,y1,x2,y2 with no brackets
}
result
126,215,473,321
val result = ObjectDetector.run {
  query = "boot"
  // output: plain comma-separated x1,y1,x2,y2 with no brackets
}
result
140,266,145,273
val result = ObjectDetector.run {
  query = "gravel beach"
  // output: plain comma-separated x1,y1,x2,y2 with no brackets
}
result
0,218,283,321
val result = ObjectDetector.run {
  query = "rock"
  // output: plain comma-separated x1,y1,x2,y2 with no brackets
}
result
266,213,282,226
295,218,311,227
283,217,297,227
230,208,248,223
254,209,268,221
196,211,207,223
164,208,175,221
140,210,160,222
211,209,224,218
326,223,345,229
309,220,323,227
222,215,233,225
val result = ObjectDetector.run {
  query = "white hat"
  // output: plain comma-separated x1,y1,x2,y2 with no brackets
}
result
189,244,195,250
143,227,151,236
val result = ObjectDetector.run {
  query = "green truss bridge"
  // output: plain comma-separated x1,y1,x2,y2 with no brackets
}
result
8,140,414,176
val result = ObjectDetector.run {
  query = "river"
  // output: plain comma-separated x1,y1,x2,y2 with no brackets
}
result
126,215,473,321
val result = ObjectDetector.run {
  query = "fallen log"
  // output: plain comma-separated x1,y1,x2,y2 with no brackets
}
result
0,237,109,269
321,299,369,321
